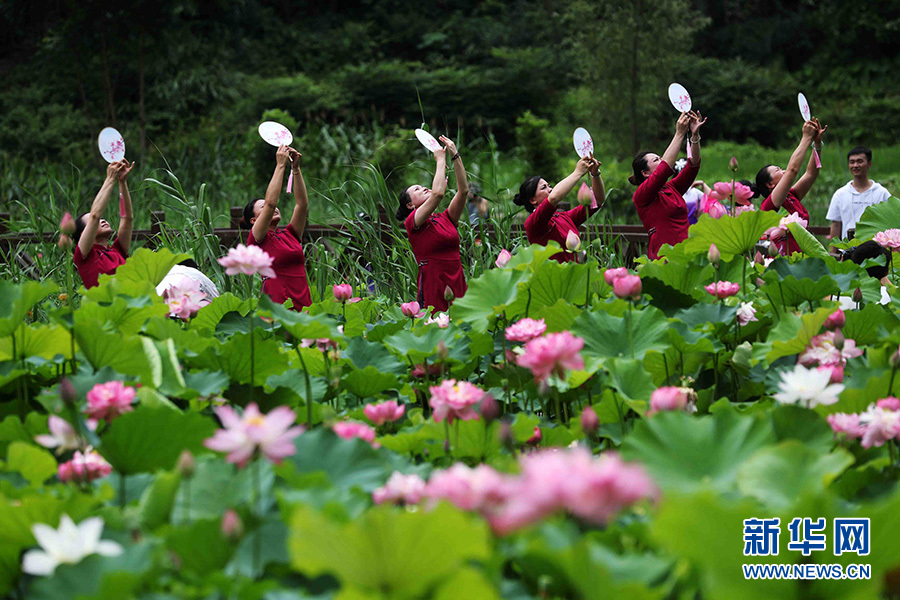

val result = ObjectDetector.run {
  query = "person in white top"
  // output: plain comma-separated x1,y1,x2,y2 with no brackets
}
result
826,146,892,240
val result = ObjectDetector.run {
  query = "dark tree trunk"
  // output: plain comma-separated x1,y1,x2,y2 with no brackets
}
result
630,0,641,154
101,28,117,126
139,29,147,166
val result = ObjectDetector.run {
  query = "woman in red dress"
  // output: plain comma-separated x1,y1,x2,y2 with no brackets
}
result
73,159,136,288
756,119,826,255
513,155,605,263
629,111,705,260
243,144,311,310
396,136,469,312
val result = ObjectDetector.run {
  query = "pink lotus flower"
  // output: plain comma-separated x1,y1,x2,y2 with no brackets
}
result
735,204,756,216
798,331,863,368
85,381,135,422
60,212,76,236
333,284,353,302
769,213,809,242
859,405,900,448
204,403,303,467
710,181,753,205
410,362,442,379
705,281,740,298
363,401,405,426
425,463,511,511
874,228,900,251
429,379,484,423
425,312,450,328
827,413,863,438
162,276,209,320
736,301,758,326
565,230,582,252
505,318,547,342
300,337,339,352
35,416,96,454
647,386,697,416
401,301,425,318
817,363,844,384
517,331,585,383
495,249,512,268
877,397,900,411
217,244,276,278
165,294,203,321
700,194,728,219
332,421,378,445
604,267,629,286
577,182,594,206
373,472,428,505
823,309,845,331
613,274,642,299
58,448,112,483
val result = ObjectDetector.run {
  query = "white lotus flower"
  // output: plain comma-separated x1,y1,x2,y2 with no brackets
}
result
736,302,758,326
34,416,96,455
21,515,122,576
773,365,845,409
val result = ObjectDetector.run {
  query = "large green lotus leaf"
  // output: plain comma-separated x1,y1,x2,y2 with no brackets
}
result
83,247,189,302
673,303,738,331
189,293,251,332
507,260,588,314
507,243,565,272
341,367,399,398
99,406,216,474
770,405,834,454
513,536,664,600
736,441,854,511
433,566,500,600
166,518,237,577
754,306,832,364
182,370,229,398
531,299,583,332
683,210,781,260
226,517,290,578
382,327,469,364
73,323,158,384
842,302,891,346
341,338,405,375
190,332,290,385
823,368,899,416
653,491,795,600
0,280,57,337
0,324,72,361
761,272,840,308
258,295,341,341
786,222,829,259
621,411,775,493
276,429,423,493
172,456,274,522
142,317,216,356
138,470,181,531
638,259,711,306
449,268,527,333
289,503,490,598
572,306,669,362
4,441,57,486
27,540,156,600
75,297,168,337
606,358,654,410
855,195,900,240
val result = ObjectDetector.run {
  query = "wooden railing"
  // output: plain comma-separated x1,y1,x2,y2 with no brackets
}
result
0,208,832,274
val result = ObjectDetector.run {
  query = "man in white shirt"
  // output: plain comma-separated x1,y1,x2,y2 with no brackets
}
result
826,146,892,240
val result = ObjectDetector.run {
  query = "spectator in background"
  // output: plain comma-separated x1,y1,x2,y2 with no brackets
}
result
837,241,892,309
826,147,892,240
467,183,490,225
675,158,710,224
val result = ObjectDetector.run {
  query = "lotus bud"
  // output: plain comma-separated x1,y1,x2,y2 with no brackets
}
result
495,249,511,268
176,450,195,478
565,230,582,252
580,406,599,435
443,437,451,454
754,251,764,265
444,285,454,302
707,243,720,266
221,510,244,541
480,393,500,423
499,420,515,451
59,378,76,406
768,243,779,258
756,277,765,288
890,346,900,369
436,340,449,362
823,309,845,331
833,329,845,351
58,234,72,249
852,287,863,304
59,212,76,235
729,156,739,172
526,426,542,445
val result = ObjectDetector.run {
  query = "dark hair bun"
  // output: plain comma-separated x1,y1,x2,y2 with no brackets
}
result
627,174,638,186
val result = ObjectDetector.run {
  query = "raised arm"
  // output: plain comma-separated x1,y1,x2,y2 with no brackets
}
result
547,157,591,206
252,145,291,243
661,113,692,170
588,155,605,210
77,162,122,259
116,159,136,254
286,147,308,237
686,111,706,167
439,136,469,226
412,148,448,228
792,118,827,200
768,121,817,210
